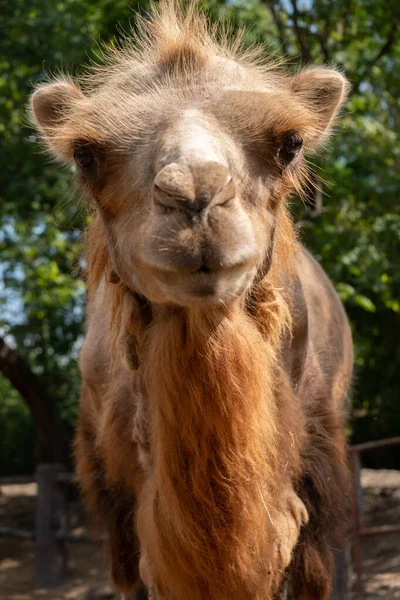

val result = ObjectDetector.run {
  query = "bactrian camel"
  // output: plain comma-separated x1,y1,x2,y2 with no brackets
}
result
31,3,353,599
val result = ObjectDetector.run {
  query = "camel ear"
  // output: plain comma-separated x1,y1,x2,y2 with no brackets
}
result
30,80,84,134
291,68,350,140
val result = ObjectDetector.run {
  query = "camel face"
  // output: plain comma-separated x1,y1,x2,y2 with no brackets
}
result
59,87,298,307
31,41,348,308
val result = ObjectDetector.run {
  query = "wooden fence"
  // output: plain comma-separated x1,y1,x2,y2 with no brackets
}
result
1,440,400,598
350,437,400,598
0,463,91,588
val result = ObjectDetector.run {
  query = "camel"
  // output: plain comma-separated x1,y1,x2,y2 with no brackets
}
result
30,2,353,599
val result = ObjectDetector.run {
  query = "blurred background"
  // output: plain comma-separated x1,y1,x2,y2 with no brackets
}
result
0,0,399,598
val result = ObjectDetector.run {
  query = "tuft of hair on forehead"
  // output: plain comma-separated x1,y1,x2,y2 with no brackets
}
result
140,0,211,67
80,0,284,92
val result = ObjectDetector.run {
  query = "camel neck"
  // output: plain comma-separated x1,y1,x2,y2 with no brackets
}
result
138,307,283,599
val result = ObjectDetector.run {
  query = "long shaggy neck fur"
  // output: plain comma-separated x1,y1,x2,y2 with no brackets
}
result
137,295,302,599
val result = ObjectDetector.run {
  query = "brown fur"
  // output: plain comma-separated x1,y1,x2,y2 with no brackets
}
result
136,298,304,599
31,2,353,599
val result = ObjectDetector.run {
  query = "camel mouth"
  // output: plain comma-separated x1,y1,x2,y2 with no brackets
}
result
195,264,213,275
152,262,255,307
141,198,260,283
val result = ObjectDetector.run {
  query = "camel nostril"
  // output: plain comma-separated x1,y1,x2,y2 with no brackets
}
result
153,188,191,213
153,162,235,215
153,163,195,212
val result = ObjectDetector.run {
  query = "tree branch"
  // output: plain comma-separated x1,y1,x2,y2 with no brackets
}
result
0,336,67,464
340,0,353,48
264,1,290,57
317,21,331,63
372,24,398,63
289,0,311,64
357,22,399,86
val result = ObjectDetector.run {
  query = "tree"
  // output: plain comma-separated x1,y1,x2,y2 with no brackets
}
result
1,0,399,474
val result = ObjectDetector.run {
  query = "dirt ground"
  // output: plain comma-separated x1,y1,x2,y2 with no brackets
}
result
1,470,399,600
0,484,113,600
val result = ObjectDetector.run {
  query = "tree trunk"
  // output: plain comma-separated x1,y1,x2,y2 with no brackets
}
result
35,463,68,588
0,336,67,465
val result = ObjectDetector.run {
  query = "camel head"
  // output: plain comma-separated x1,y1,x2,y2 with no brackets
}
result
31,5,349,308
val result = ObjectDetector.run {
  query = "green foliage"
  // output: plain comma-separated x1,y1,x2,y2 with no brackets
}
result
0,0,399,473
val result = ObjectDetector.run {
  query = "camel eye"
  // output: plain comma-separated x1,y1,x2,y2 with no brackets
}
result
73,146,95,169
278,132,303,165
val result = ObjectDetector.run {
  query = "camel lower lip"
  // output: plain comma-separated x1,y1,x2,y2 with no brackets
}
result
185,270,221,291
187,277,219,297
179,268,251,304
147,262,254,306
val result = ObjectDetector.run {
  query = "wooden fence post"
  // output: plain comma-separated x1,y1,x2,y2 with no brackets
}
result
331,543,352,600
351,451,364,599
35,463,68,588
